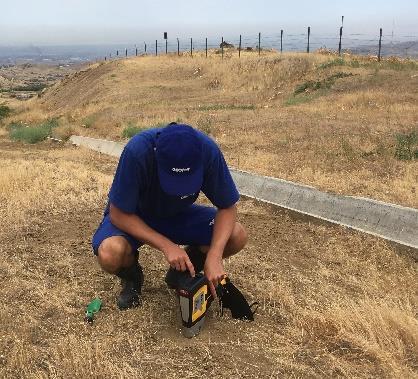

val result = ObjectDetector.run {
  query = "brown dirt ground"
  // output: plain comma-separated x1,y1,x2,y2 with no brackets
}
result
0,138,417,378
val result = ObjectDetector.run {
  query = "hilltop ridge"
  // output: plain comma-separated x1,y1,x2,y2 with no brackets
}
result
4,51,418,208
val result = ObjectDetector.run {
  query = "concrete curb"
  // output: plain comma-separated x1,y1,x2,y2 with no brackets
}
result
69,135,418,250
232,170,418,250
69,135,125,157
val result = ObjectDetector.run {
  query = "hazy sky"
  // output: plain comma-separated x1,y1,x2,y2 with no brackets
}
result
1,0,417,45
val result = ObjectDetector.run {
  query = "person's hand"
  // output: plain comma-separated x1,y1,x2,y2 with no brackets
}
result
162,244,195,277
204,254,226,299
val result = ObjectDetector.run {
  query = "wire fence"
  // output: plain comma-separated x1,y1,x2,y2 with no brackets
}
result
1,27,417,66
103,28,418,62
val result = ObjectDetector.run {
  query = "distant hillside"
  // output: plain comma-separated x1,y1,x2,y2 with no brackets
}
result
0,45,112,65
351,40,418,58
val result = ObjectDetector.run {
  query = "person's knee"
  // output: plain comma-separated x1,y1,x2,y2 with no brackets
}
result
233,223,248,251
97,237,131,274
224,222,248,257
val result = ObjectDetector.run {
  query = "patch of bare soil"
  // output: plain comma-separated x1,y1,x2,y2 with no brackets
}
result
0,140,417,378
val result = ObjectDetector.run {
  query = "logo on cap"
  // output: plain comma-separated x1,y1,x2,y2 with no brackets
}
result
172,167,191,173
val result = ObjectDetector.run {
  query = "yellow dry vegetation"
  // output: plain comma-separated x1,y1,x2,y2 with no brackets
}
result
0,139,417,378
7,51,418,208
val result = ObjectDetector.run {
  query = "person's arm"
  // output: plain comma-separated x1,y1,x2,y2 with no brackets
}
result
200,139,241,297
109,203,195,276
204,204,237,297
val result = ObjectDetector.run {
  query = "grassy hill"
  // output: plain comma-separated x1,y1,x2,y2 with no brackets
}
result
6,51,418,208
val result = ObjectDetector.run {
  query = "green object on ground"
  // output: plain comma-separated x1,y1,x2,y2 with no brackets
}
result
85,297,102,323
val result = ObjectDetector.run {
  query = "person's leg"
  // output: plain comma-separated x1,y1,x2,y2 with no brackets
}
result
92,215,143,310
97,236,136,274
199,221,248,258
146,204,247,286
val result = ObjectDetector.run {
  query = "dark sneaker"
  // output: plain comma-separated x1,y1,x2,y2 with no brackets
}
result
164,246,206,289
116,263,144,310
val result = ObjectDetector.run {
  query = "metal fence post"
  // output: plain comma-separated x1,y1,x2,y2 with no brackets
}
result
338,26,343,55
281,30,283,53
258,32,261,55
221,36,224,59
378,28,382,62
307,27,311,53
155,40,158,56
190,38,193,57
239,34,242,57
205,38,208,57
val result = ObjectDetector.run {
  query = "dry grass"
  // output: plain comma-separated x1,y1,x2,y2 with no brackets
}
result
0,154,109,232
0,138,417,378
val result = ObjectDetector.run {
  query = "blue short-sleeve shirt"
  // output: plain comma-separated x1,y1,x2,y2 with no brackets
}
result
106,127,239,219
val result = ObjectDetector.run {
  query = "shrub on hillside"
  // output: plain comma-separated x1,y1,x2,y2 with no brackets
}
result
395,131,418,160
82,115,96,129
121,122,171,139
318,58,346,69
9,119,59,144
318,58,360,69
197,104,255,111
294,72,353,95
122,124,146,139
0,104,11,121
12,83,48,92
42,118,59,129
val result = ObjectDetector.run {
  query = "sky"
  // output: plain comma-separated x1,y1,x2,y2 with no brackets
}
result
0,0,417,45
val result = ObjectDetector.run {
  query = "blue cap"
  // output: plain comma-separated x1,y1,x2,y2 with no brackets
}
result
155,124,203,196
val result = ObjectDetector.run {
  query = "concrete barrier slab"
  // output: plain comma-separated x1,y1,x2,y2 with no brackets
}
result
69,135,418,251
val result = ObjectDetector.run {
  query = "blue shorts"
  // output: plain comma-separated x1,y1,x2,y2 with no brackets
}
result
91,204,217,255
